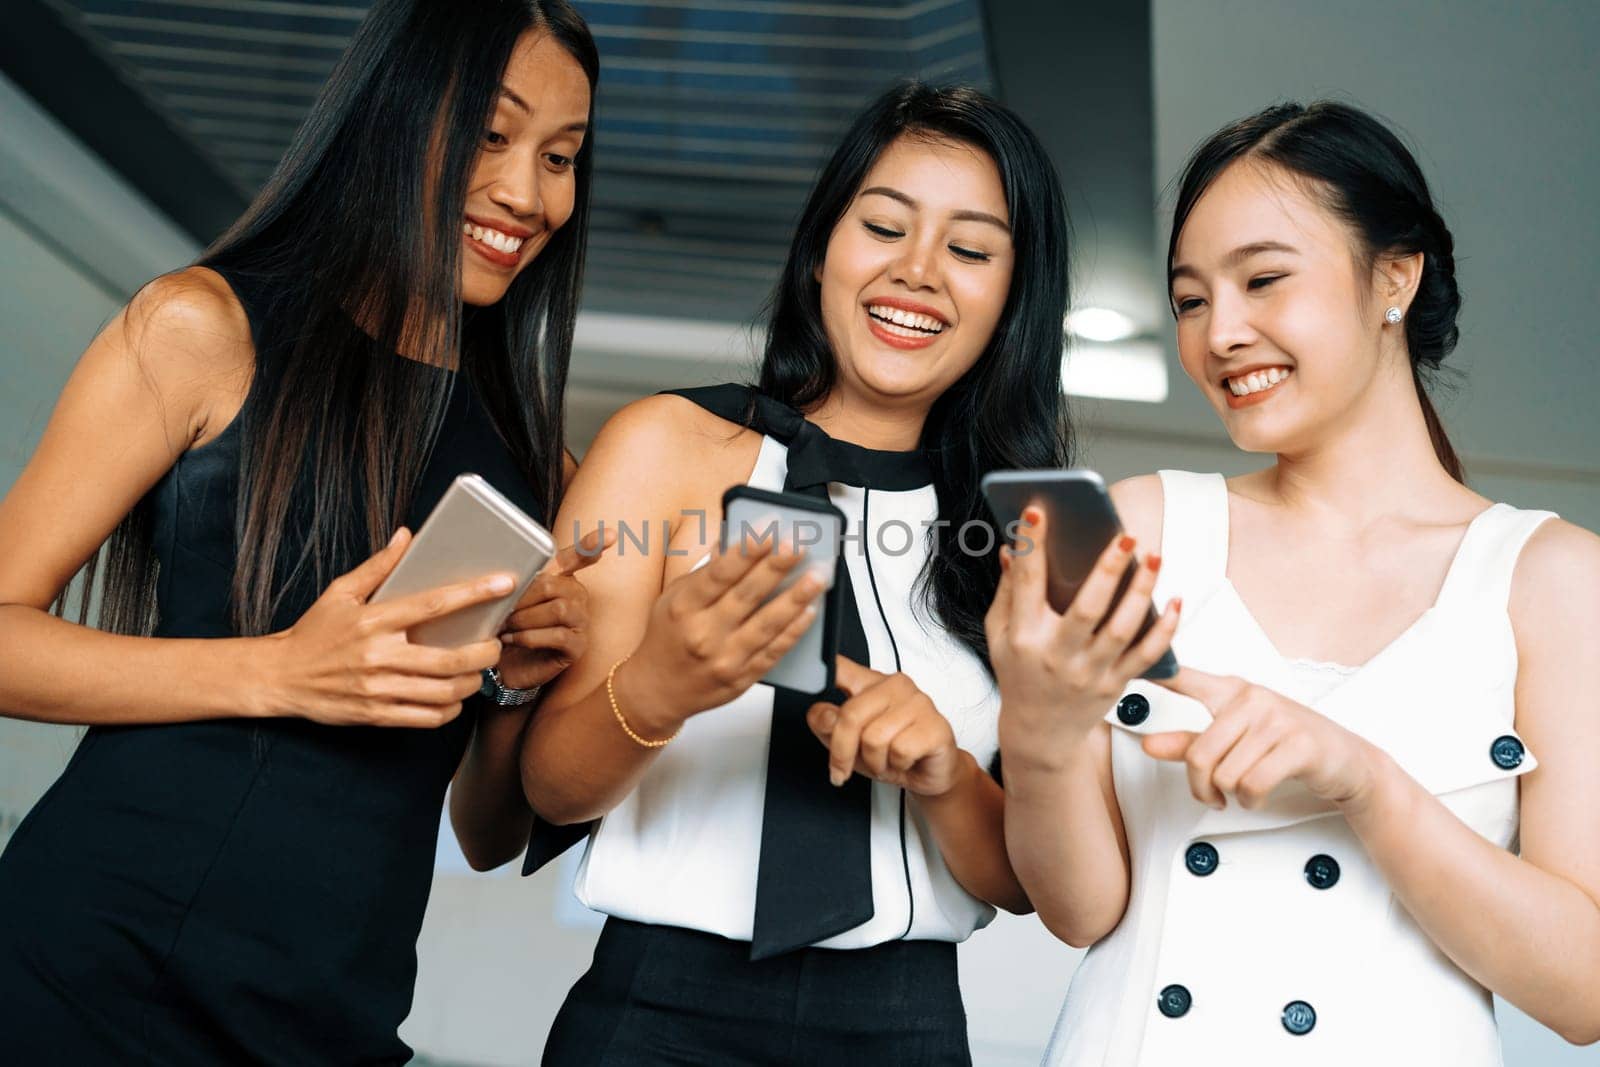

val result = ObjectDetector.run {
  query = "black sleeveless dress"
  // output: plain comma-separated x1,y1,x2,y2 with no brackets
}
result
0,267,543,1065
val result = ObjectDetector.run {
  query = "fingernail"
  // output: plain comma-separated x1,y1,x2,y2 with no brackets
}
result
830,769,845,787
387,529,404,548
1022,507,1042,526
1171,597,1183,614
1117,534,1136,553
489,576,514,594
1146,553,1162,572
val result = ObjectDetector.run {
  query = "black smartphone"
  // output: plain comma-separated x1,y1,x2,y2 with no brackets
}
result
720,485,847,696
980,469,1178,680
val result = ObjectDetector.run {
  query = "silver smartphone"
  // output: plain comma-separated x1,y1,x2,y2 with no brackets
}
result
981,469,1178,680
720,486,845,696
369,473,555,648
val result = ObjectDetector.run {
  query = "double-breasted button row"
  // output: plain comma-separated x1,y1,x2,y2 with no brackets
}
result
1156,986,1318,1035
1180,841,1341,889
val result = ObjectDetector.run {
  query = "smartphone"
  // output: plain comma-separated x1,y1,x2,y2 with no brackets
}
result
720,485,846,696
980,469,1178,680
369,473,556,648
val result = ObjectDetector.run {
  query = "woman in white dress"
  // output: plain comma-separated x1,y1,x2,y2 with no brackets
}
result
990,100,1600,1065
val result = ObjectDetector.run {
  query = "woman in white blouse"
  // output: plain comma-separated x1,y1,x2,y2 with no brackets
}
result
992,101,1600,1065
514,83,1074,1064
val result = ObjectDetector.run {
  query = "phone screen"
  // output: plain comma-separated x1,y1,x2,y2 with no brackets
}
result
720,486,844,695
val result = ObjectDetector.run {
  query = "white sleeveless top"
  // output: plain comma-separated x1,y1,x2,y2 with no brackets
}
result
571,435,1001,947
1047,470,1555,1066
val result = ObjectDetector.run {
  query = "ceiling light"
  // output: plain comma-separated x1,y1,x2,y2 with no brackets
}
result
1062,340,1168,403
1064,307,1138,343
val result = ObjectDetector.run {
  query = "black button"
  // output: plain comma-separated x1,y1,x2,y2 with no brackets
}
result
1185,842,1219,877
1304,854,1340,890
1117,693,1150,726
1490,735,1525,770
1282,1000,1316,1035
1157,984,1192,1018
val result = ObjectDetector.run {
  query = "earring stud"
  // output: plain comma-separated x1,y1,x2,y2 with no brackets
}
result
1384,306,1403,325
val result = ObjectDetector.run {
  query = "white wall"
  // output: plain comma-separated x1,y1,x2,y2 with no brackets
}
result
0,69,199,850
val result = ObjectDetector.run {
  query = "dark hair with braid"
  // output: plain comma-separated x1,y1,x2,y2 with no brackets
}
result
1168,100,1465,480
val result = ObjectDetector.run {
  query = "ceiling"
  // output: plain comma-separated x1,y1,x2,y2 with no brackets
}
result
55,0,995,322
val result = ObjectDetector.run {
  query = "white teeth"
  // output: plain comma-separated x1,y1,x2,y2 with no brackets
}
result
463,221,524,255
1227,368,1293,396
867,304,944,334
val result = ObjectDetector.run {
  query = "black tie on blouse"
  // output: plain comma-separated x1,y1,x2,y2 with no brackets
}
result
523,384,933,961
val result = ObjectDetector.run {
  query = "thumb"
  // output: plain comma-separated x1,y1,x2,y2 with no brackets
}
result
550,524,615,576
806,702,840,741
1141,730,1198,762
834,655,882,698
987,550,1014,632
341,528,411,600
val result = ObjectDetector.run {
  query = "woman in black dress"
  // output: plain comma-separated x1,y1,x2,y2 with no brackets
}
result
0,1,599,1062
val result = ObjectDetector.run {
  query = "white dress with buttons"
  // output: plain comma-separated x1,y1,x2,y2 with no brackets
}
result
571,433,1001,948
1045,470,1554,1066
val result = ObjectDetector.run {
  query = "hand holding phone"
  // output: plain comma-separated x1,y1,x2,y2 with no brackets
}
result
369,473,555,648
981,469,1178,680
719,486,845,695
619,488,834,729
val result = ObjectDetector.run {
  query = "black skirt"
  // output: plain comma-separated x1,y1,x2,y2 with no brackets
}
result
543,918,971,1066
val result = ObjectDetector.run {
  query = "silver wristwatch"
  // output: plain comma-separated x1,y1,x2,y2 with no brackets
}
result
479,667,542,707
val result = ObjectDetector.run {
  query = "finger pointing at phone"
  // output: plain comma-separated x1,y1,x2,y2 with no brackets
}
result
806,655,966,797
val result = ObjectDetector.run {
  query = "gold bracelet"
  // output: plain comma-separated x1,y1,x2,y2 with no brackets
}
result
607,657,680,749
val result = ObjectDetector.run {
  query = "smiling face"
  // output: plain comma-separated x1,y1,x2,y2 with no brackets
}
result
458,31,590,307
816,133,1015,411
1168,160,1407,454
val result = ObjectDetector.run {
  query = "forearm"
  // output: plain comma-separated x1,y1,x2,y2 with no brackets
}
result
0,604,278,724
1345,752,1600,1044
520,657,679,824
449,698,536,870
1001,722,1129,947
914,750,1030,913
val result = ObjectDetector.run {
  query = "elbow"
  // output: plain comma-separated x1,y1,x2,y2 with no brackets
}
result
459,841,513,874
994,887,1035,917
1556,1021,1600,1048
523,771,602,827
1036,903,1122,950
529,794,601,828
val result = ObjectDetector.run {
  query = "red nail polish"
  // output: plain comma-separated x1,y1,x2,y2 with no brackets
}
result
1171,597,1184,613
1117,534,1136,553
1147,553,1163,572
1023,507,1042,526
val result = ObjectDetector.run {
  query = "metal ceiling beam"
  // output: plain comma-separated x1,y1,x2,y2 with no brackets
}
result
0,0,248,245
982,0,1160,334
578,0,968,19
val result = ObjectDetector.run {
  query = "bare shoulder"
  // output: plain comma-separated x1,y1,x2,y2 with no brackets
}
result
1108,473,1164,547
567,393,763,509
115,266,255,437
124,266,252,366
1510,516,1600,638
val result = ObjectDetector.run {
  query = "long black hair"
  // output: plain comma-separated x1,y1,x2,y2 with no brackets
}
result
74,0,598,637
759,82,1073,669
1167,100,1465,481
